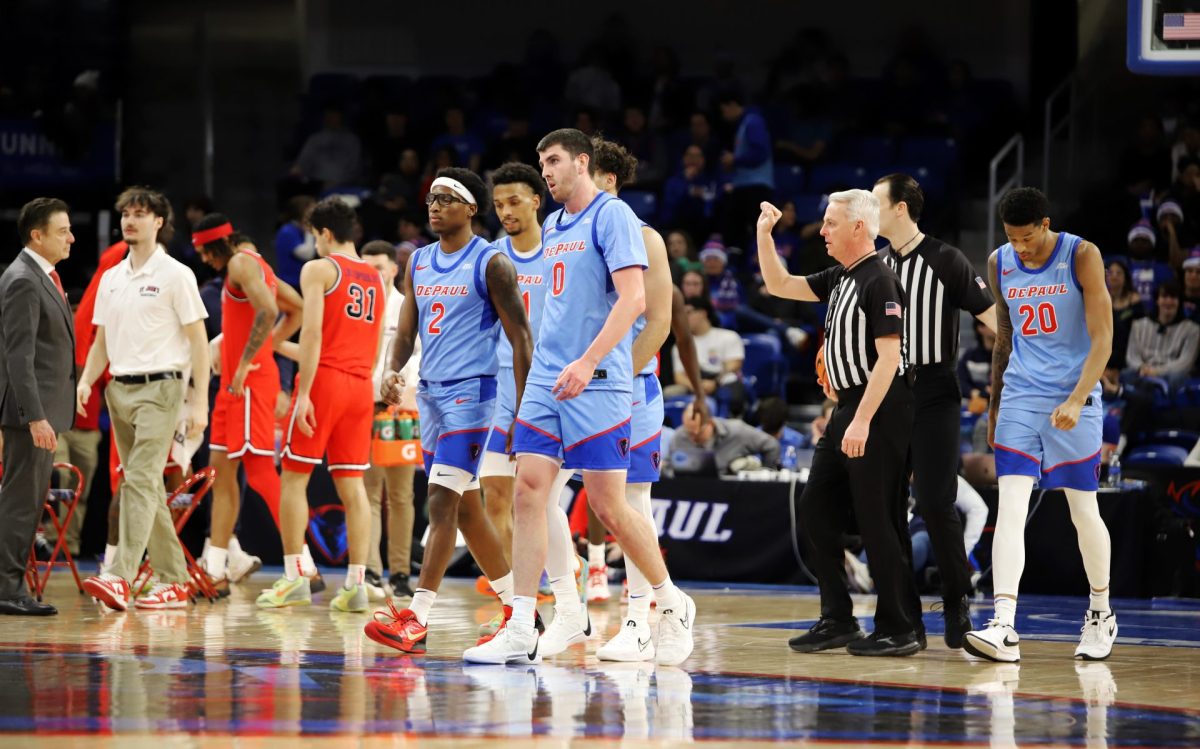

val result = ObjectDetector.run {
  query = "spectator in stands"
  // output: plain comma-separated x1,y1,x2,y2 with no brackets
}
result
368,109,416,182
482,111,537,169
1118,113,1172,196
1170,120,1199,182
660,145,717,241
183,196,213,231
1166,156,1200,241
273,195,316,289
757,396,807,458
1125,219,1174,311
670,402,780,476
774,100,832,166
1105,257,1145,371
573,107,599,136
377,148,422,214
717,88,774,249
290,106,363,191
699,238,743,326
686,111,722,168
620,104,666,187
750,199,803,274
420,147,456,200
1182,251,1200,321
1158,200,1189,269
704,234,809,349
666,230,701,284
1124,280,1200,390
680,269,707,300
429,105,484,173
647,46,689,133
396,211,431,258
563,44,621,118
958,319,994,414
665,295,747,416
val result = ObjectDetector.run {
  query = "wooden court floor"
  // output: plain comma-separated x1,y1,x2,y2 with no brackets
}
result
1,573,1197,747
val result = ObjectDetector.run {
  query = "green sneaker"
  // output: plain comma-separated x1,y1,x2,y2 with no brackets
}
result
329,583,369,613
478,610,505,637
255,576,311,608
576,555,588,603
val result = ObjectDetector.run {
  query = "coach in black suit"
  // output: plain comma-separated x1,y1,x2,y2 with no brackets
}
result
0,198,77,615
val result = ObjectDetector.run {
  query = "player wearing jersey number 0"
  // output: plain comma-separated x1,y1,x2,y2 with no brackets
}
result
366,168,533,655
257,198,385,613
964,187,1117,664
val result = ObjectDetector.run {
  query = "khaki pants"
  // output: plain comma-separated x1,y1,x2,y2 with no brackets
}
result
106,379,187,583
50,428,102,555
364,462,415,576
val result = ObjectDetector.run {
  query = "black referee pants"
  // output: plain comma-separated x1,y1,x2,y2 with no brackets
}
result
799,376,921,637
910,364,974,600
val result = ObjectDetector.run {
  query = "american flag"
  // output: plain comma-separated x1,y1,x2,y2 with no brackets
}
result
1163,13,1200,41
884,301,902,318
976,276,988,289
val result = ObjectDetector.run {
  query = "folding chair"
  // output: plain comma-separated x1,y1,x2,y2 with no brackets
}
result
25,463,85,602
131,467,219,603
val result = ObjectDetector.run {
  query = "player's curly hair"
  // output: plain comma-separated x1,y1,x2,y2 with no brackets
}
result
589,137,639,191
998,187,1050,227
437,167,490,215
490,161,545,200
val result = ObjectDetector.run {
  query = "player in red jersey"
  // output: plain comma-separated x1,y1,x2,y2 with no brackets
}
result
193,215,302,593
258,198,385,612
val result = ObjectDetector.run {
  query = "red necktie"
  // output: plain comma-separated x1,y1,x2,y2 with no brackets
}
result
49,269,67,304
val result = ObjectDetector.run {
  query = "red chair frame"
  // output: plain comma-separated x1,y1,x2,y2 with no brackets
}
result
26,463,86,602
131,467,218,603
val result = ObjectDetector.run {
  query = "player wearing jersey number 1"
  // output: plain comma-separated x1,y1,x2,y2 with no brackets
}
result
257,198,385,612
365,168,533,655
964,187,1117,663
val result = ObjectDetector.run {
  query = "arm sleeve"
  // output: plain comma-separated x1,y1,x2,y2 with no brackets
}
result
597,200,649,273
862,276,906,338
2,278,46,422
941,246,993,315
803,266,841,302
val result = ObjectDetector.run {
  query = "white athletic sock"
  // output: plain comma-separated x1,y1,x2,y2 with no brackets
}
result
588,543,606,569
204,546,228,577
103,544,118,571
300,544,317,575
228,536,244,555
283,554,302,582
1063,488,1112,611
549,573,578,608
545,468,577,581
652,577,682,614
1089,587,1111,614
410,588,437,625
625,483,655,625
994,596,1017,628
345,563,365,589
510,594,538,633
992,475,1035,603
489,572,514,606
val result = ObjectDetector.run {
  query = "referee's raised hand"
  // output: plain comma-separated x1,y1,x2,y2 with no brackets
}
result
757,201,782,233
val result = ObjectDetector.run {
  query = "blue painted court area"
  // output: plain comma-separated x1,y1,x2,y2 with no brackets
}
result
733,592,1200,648
0,642,1197,744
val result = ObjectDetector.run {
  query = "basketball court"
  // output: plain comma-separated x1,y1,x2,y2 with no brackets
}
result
1,575,1197,747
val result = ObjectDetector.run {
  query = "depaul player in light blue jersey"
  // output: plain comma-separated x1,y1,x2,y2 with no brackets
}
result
368,168,533,656
464,129,697,667
964,187,1117,664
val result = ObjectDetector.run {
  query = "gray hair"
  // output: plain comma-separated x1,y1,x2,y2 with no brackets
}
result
828,189,880,240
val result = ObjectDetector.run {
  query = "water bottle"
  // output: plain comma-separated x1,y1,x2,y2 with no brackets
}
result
1107,455,1121,489
782,444,799,471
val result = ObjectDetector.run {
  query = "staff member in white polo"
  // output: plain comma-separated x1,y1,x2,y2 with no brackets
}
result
78,187,211,611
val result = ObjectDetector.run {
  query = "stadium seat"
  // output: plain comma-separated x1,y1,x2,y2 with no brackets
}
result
898,137,959,170
835,135,895,166
773,165,806,197
788,193,826,222
1134,429,1200,449
807,164,871,193
1124,445,1189,466
1174,379,1200,407
741,334,786,399
621,190,658,223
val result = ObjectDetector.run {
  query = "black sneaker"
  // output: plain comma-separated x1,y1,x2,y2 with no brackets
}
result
941,595,973,649
788,617,864,653
364,569,384,588
389,572,415,598
846,631,921,657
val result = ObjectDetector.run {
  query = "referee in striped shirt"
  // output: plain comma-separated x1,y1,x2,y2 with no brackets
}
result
758,191,922,657
873,174,996,649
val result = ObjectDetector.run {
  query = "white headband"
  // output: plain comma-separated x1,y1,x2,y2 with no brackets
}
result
430,177,476,205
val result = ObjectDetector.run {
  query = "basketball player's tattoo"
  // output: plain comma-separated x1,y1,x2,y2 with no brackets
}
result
487,254,532,438
240,309,274,372
987,251,1012,423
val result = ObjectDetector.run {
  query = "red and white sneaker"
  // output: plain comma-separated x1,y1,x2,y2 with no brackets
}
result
83,573,131,612
364,601,428,654
135,582,190,610
475,605,546,646
587,565,611,603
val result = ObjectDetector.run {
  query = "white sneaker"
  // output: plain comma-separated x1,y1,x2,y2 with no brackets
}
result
598,618,655,662
1074,610,1117,661
586,565,611,602
539,602,592,656
963,619,1021,663
228,549,263,583
463,623,541,664
364,581,388,602
654,591,696,666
